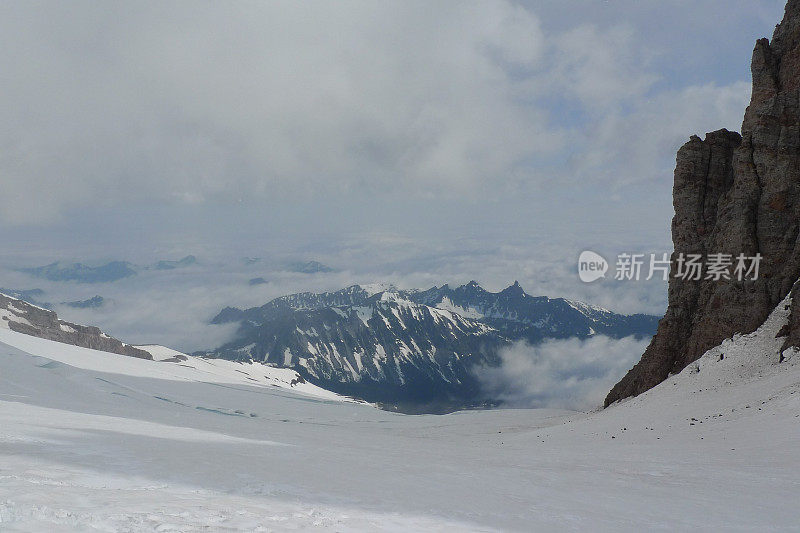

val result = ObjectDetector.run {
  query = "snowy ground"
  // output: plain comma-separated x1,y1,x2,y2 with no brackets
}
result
1,300,799,531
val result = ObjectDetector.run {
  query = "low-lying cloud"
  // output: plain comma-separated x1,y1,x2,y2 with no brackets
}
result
0,226,670,354
476,335,650,411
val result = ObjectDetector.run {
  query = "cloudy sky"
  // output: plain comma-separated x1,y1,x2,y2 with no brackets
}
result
0,1,787,351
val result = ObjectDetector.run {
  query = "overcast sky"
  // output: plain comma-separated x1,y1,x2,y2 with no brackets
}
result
0,1,788,346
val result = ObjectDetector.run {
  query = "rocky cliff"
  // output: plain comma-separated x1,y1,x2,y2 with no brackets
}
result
0,292,152,359
606,0,800,405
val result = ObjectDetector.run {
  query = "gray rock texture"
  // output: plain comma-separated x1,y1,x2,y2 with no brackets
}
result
606,0,800,405
0,293,152,360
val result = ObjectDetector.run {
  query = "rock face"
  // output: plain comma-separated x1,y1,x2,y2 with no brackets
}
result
0,293,152,360
606,0,800,405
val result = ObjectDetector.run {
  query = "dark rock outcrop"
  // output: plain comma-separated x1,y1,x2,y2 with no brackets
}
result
0,293,152,359
606,0,800,406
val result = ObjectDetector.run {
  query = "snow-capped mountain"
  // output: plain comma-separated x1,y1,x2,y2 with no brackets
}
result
412,280,657,342
208,282,659,408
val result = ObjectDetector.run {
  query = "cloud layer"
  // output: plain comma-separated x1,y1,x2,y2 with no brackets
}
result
1,1,557,223
0,1,776,224
476,336,650,410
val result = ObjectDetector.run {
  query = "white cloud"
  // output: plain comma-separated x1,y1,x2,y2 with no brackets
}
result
0,0,563,224
569,81,751,187
476,336,650,410
549,24,659,110
1,1,761,225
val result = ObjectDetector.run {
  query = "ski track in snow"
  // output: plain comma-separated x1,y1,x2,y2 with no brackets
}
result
0,297,799,531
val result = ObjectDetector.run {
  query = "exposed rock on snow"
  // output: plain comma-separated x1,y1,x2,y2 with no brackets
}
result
0,292,152,360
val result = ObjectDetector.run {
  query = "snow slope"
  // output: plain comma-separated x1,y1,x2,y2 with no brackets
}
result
1,298,799,531
0,328,351,403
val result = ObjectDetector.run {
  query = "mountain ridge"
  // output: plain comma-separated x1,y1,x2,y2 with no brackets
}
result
0,291,152,359
19,256,200,284
208,281,658,409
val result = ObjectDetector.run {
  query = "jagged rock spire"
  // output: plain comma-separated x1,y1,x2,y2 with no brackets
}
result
500,281,525,297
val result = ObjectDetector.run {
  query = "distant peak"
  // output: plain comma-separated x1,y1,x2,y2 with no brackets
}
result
456,280,485,294
379,291,404,303
360,282,397,297
501,281,525,297
288,260,336,274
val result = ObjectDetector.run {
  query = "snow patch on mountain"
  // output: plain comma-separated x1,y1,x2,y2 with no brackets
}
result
360,282,397,297
564,298,612,316
434,296,484,319
0,307,33,330
134,344,188,361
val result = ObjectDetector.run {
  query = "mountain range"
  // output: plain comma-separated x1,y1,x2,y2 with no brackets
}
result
19,256,199,284
21,261,137,283
208,282,659,410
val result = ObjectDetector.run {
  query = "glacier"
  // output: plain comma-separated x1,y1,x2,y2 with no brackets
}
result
0,294,798,531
